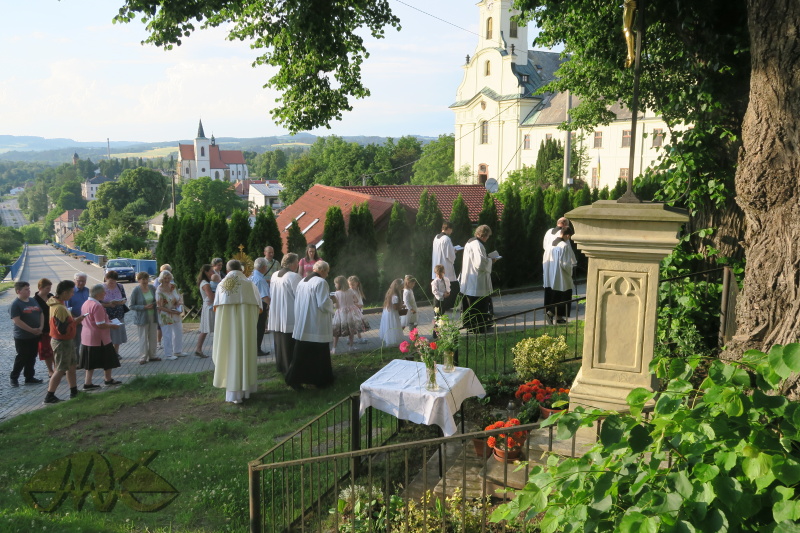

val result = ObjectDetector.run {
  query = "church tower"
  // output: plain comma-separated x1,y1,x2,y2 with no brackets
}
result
194,119,211,178
476,0,528,66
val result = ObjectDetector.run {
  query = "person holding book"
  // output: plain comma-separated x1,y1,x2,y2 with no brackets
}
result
102,271,128,353
459,225,497,333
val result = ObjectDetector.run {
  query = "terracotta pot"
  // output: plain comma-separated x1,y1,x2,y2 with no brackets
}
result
492,447,522,462
539,405,566,419
472,438,490,458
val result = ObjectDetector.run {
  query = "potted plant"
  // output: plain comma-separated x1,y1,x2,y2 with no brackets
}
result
399,328,439,391
434,314,461,372
485,418,528,462
478,373,523,406
517,398,541,424
511,334,569,384
515,379,570,418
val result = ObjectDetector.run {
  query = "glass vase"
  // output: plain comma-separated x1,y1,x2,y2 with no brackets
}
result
443,351,455,373
425,364,439,391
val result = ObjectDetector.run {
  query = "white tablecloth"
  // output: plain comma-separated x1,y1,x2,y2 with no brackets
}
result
359,359,486,437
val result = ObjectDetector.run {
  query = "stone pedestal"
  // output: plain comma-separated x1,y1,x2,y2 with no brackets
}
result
565,201,688,411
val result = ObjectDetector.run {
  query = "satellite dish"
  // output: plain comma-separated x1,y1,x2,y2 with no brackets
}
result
485,178,499,193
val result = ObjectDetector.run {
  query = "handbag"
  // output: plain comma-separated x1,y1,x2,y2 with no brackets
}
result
398,307,408,316
120,285,130,314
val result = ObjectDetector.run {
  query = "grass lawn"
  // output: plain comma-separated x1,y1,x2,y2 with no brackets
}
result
0,346,412,533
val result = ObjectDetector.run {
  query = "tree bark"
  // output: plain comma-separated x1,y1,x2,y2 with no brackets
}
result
729,0,800,395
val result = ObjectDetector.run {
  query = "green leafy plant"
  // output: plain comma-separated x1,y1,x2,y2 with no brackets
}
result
491,344,800,532
517,399,541,425
478,373,523,406
511,335,569,384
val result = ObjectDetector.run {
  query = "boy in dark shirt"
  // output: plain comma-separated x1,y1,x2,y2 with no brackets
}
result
8,281,44,386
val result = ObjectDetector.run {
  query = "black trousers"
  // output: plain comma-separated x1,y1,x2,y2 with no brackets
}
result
462,294,492,333
256,301,268,352
444,280,461,312
544,287,573,318
11,337,39,380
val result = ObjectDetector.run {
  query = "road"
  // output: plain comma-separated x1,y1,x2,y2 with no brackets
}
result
0,198,28,229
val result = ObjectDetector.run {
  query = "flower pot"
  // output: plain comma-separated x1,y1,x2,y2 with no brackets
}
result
472,438,490,458
492,447,522,462
539,405,566,419
425,364,439,392
443,351,455,373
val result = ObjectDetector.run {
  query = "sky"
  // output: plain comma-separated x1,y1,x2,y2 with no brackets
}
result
0,0,544,143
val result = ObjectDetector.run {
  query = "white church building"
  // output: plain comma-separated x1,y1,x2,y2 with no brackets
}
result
177,121,249,182
452,0,670,189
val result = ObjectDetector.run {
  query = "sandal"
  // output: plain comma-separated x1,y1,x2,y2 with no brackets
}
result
138,360,147,365
150,357,162,362
194,351,209,358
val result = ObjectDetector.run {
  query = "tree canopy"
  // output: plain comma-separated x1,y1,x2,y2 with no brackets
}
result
114,0,400,133
177,176,243,219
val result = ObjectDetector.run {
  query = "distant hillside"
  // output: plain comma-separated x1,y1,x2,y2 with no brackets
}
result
0,133,437,163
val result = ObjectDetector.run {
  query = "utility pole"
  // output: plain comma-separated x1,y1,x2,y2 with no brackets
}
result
562,90,572,188
171,171,176,213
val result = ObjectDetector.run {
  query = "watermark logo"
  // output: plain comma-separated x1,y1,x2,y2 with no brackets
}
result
22,450,178,513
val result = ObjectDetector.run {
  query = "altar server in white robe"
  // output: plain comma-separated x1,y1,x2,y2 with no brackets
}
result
431,222,460,311
459,225,496,333
542,227,577,323
268,253,302,375
542,217,571,259
212,260,262,404
286,260,335,390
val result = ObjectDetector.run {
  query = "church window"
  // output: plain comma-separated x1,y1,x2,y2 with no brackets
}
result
201,147,205,157
478,164,488,185
486,17,493,40
485,61,491,76
215,171,220,179
510,20,518,38
591,168,599,189
593,131,603,148
523,135,530,150
546,133,553,141
185,167,189,175
622,130,631,147
480,121,489,144
619,168,629,179
521,74,528,82
652,128,665,147
201,168,206,172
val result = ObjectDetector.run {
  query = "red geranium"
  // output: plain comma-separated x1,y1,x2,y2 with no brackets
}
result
516,380,570,409
485,418,527,451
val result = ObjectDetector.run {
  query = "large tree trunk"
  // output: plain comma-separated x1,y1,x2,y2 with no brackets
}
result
729,0,800,394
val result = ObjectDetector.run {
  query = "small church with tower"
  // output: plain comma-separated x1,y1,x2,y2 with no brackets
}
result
177,120,249,182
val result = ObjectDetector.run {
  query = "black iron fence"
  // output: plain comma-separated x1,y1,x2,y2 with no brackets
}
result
249,420,602,533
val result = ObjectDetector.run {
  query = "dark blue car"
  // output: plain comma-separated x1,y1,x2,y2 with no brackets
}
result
104,259,136,282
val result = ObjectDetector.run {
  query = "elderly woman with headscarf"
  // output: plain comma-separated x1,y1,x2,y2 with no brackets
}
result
268,253,302,374
286,260,335,390
79,283,122,389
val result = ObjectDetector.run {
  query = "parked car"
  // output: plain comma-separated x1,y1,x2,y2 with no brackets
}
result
104,259,136,282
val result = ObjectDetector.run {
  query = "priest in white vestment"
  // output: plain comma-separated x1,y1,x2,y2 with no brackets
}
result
212,260,262,403
459,225,496,333
542,217,571,260
286,260,335,390
431,221,460,311
542,227,578,323
268,253,302,375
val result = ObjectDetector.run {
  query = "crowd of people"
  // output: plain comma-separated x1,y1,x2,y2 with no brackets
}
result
9,216,576,406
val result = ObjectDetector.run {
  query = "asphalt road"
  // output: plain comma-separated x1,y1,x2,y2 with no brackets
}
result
23,244,106,286
0,198,28,229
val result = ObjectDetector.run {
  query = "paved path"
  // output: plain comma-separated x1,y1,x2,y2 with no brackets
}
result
0,198,28,229
0,244,584,422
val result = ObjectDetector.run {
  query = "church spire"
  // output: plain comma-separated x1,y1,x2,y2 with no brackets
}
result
197,119,206,139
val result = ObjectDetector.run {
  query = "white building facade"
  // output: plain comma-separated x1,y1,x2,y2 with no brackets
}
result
177,121,249,182
452,0,671,189
81,174,114,201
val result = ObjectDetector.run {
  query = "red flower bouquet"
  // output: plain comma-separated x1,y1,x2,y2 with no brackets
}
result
484,418,528,452
515,379,569,409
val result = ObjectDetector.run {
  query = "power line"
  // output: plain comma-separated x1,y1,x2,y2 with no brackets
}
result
395,0,509,49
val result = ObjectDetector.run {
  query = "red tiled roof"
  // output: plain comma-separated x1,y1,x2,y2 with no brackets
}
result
178,144,194,160
55,209,84,223
275,185,395,253
340,185,503,221
219,148,246,165
235,180,265,197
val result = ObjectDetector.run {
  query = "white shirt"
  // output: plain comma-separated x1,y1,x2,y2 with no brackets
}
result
459,238,492,297
431,276,451,301
293,275,335,343
542,227,562,259
268,270,302,333
542,239,577,291
432,233,457,280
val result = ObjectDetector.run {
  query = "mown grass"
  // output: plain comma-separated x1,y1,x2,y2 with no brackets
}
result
0,346,410,533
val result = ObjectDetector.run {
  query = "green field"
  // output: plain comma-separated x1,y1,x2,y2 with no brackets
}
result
110,146,178,159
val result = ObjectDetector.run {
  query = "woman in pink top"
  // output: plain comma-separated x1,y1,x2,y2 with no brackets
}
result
298,245,320,277
78,284,122,389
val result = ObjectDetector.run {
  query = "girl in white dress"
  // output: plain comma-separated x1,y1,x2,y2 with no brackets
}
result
331,276,356,353
348,276,369,344
401,275,418,330
379,279,405,347
194,265,214,358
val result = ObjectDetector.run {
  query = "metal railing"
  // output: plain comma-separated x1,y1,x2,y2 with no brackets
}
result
52,242,157,275
249,394,401,533
9,244,27,280
658,267,728,348
249,419,601,533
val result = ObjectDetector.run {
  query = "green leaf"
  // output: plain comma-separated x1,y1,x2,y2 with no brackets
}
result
600,415,626,446
783,343,800,372
628,387,655,409
774,500,800,523
655,394,683,417
753,389,788,412
769,345,792,379
556,413,581,440
668,357,692,380
666,379,693,394
619,511,659,533
773,456,800,485
773,521,800,533
628,423,654,453
671,471,694,499
729,367,751,388
693,463,720,484
712,476,742,508
723,396,744,417
698,508,729,533
743,452,773,480
590,494,612,514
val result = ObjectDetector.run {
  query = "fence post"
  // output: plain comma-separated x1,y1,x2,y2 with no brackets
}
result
248,461,262,533
351,394,361,452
